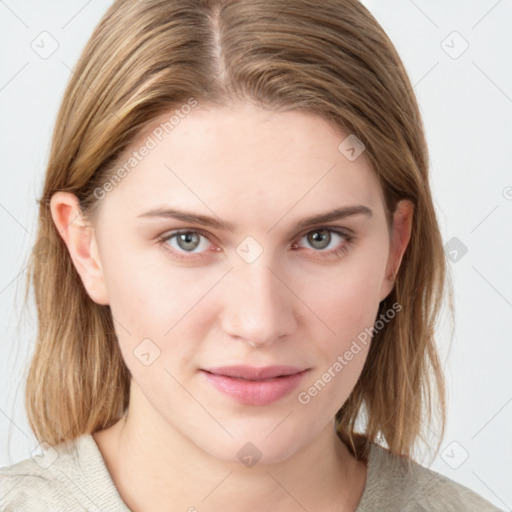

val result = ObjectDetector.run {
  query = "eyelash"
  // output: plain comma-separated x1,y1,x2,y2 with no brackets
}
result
157,227,354,262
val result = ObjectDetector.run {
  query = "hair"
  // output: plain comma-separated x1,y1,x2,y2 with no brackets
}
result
22,0,453,461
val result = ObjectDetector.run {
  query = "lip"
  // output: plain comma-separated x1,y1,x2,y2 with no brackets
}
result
201,365,309,406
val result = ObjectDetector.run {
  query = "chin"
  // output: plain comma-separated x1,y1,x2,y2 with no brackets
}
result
194,425,309,467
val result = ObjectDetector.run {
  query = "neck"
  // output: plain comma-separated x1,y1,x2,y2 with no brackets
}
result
93,385,367,512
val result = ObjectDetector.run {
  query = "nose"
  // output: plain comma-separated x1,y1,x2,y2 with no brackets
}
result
220,258,298,347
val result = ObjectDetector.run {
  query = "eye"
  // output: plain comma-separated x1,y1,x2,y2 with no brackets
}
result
157,227,354,262
294,228,353,257
158,229,213,259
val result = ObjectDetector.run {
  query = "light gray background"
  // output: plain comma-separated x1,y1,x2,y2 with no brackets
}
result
1,1,511,509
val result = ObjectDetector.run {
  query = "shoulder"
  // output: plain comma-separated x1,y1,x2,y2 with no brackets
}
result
357,442,504,512
0,434,129,512
0,437,83,511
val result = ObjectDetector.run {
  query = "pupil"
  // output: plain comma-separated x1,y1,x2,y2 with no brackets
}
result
179,232,199,251
309,230,330,249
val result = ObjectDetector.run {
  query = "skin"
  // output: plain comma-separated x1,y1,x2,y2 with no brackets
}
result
51,101,413,512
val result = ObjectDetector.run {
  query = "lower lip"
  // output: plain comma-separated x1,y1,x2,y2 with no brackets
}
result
201,370,308,406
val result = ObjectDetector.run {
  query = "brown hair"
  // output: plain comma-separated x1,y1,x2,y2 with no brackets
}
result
22,0,452,461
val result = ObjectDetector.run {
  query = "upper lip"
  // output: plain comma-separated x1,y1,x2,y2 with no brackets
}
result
202,365,307,380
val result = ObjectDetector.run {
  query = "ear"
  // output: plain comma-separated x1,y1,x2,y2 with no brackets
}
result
49,191,109,305
379,199,414,302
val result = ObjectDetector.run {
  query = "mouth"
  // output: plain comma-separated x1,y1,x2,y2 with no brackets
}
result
200,365,309,406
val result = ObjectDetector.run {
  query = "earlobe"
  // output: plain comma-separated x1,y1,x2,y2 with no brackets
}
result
379,199,414,302
49,191,109,305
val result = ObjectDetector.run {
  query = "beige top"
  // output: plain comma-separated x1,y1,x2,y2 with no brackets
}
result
0,434,502,511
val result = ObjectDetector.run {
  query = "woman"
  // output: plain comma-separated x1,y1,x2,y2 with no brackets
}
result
0,0,501,510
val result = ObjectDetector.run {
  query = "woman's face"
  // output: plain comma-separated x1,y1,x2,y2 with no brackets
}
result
63,101,410,464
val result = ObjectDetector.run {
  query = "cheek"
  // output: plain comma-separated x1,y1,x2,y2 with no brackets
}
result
99,244,221,370
295,266,381,416
100,241,205,328
326,274,381,337
300,251,386,345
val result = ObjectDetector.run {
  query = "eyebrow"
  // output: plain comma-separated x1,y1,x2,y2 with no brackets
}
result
136,204,372,232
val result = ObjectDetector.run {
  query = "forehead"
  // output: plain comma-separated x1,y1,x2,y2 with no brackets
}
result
98,102,385,227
